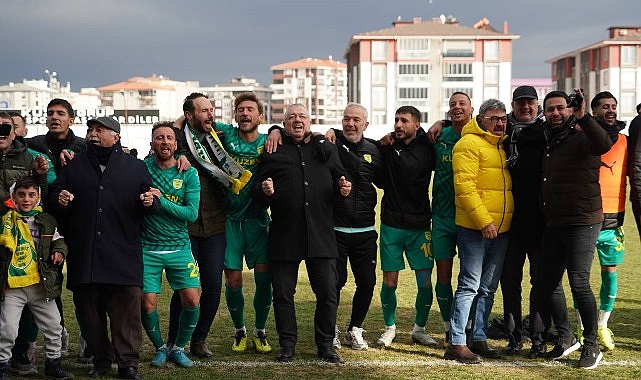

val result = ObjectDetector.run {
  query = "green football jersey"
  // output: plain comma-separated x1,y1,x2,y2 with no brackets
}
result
432,126,461,219
142,158,201,251
215,122,269,222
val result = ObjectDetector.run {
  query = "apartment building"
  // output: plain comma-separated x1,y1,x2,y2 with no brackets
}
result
344,15,519,127
270,57,347,124
547,26,641,122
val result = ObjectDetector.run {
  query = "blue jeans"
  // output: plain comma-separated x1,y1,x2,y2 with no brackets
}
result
450,227,508,345
168,234,226,344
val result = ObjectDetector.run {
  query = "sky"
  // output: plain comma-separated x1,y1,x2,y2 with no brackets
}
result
3,0,641,90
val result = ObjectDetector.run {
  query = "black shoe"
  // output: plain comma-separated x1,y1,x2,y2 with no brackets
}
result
578,344,603,370
470,341,502,359
505,339,523,356
45,358,73,380
10,353,37,375
528,343,547,359
545,337,581,360
317,346,341,363
0,360,9,380
88,367,111,378
117,366,142,380
276,346,294,362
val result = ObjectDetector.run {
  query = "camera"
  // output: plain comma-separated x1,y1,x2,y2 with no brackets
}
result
567,90,584,108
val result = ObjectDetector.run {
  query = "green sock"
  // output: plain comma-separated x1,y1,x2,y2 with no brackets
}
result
415,284,433,327
600,271,617,312
141,309,165,349
435,282,453,322
380,284,397,326
253,271,272,330
175,305,200,348
225,284,245,329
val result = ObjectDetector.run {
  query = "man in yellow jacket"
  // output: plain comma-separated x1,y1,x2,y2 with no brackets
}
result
444,99,513,364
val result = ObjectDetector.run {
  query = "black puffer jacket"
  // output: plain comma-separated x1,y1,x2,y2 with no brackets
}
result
27,130,85,174
541,114,612,227
332,129,382,228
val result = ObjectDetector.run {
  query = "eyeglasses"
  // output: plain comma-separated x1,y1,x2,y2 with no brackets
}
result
481,116,508,124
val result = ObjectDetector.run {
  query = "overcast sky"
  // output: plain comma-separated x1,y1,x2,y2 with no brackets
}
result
3,0,640,90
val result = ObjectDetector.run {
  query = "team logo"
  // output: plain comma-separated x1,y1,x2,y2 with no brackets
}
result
172,179,183,189
363,154,372,163
257,145,264,154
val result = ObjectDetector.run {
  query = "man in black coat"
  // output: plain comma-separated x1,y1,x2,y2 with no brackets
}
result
47,116,158,380
252,104,351,364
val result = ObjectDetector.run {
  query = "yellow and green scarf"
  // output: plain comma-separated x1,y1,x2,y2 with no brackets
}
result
0,207,41,288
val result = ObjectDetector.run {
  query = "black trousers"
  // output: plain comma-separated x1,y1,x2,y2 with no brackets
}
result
500,234,543,344
73,284,142,370
335,230,377,329
270,257,338,349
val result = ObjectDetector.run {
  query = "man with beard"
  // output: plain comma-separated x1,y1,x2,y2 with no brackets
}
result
141,122,201,369
47,116,158,379
167,93,227,359
215,92,273,354
573,92,626,352
537,90,611,370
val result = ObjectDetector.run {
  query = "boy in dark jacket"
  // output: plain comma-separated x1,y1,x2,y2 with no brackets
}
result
0,176,71,379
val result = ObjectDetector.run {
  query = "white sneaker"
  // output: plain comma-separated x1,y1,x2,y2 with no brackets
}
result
376,326,396,348
411,329,438,346
60,327,69,357
333,325,342,349
345,327,368,350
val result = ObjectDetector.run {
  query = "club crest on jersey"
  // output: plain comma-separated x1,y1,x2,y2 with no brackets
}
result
363,154,372,163
257,145,264,154
172,179,183,189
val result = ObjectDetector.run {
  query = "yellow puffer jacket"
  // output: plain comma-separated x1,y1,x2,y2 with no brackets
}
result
452,117,513,233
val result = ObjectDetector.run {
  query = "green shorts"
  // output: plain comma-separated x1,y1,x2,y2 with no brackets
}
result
380,223,434,272
431,216,457,261
143,247,200,293
596,227,625,266
224,218,269,270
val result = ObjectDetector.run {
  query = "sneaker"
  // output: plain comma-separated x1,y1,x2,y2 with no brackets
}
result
253,331,272,353
10,353,37,375
597,326,615,351
333,325,342,349
150,346,168,367
0,360,9,380
576,326,584,345
78,334,93,364
345,326,368,350
528,343,547,359
411,329,438,346
545,337,581,360
44,357,72,379
505,339,523,356
376,326,396,348
60,327,69,358
578,344,603,370
169,347,194,368
232,329,248,352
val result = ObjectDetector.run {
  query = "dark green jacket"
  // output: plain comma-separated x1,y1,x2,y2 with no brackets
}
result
0,211,67,301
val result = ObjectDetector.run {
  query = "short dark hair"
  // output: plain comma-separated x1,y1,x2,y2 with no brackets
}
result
395,105,421,122
13,175,39,193
183,92,208,113
543,91,569,109
151,121,178,138
590,91,617,112
47,98,74,117
8,112,25,124
0,111,14,126
450,91,471,103
637,103,641,113
234,92,264,115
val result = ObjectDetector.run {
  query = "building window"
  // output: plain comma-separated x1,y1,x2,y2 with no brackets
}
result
444,63,473,81
621,70,637,90
484,41,499,60
372,64,387,84
372,41,387,61
372,87,386,108
398,38,429,58
621,46,637,66
484,64,499,84
443,40,474,57
372,111,386,125
443,87,473,100
398,64,429,75
399,87,428,99
620,92,636,114
420,112,429,123
485,86,499,99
